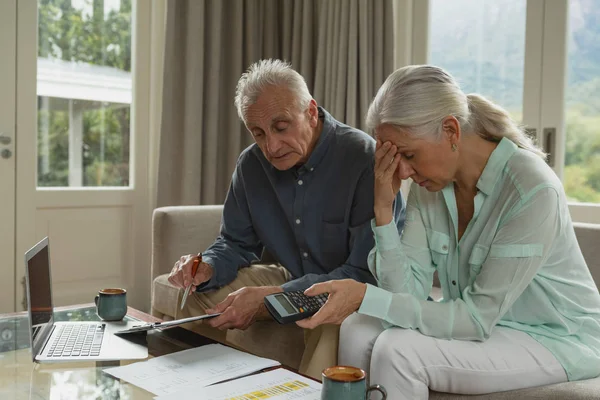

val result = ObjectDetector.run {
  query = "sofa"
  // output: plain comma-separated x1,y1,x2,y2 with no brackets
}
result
151,205,600,399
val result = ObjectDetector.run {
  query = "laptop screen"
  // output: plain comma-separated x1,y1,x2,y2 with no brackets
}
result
25,238,55,357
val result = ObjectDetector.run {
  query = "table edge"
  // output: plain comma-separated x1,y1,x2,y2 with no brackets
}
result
0,303,162,324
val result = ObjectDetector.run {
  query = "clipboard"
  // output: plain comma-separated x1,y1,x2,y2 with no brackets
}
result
114,313,222,336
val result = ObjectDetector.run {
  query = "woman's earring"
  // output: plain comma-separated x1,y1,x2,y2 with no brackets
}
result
451,143,458,152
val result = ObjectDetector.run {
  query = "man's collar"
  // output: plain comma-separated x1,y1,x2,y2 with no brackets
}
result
476,137,518,195
298,106,334,173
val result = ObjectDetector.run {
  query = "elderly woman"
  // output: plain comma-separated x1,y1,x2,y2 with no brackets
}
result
297,65,600,398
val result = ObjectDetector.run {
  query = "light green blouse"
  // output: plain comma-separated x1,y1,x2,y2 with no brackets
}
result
359,138,600,381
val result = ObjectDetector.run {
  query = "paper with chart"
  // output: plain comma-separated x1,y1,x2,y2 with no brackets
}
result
155,368,322,400
103,344,280,396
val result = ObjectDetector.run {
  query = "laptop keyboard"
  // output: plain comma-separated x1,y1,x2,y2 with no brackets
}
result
47,323,105,357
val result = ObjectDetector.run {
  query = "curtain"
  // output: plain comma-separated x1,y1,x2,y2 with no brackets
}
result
157,0,394,207
314,0,394,131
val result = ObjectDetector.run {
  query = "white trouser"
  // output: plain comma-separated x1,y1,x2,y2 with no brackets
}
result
339,313,568,399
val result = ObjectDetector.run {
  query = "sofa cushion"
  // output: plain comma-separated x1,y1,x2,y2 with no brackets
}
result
574,222,600,288
430,376,600,399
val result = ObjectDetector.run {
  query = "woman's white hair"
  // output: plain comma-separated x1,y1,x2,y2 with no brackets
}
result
234,59,313,124
366,65,545,159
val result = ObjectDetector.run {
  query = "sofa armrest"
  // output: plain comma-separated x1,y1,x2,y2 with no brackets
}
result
151,205,224,282
573,222,600,289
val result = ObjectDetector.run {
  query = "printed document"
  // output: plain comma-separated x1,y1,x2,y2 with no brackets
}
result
155,368,322,400
103,344,280,396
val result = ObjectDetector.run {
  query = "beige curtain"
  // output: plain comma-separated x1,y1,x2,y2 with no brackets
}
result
157,0,394,207
314,0,394,131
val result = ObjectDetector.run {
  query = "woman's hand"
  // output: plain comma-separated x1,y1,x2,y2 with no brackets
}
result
374,140,402,226
296,279,367,329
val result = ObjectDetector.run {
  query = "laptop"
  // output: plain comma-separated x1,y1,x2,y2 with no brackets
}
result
25,237,148,362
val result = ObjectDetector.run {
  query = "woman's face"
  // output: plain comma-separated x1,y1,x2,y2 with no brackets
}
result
375,122,459,192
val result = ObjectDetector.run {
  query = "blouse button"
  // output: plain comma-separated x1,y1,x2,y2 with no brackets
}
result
452,280,457,286
442,245,448,251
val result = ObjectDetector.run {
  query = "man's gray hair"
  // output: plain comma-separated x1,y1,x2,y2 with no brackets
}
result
366,65,545,159
234,59,313,124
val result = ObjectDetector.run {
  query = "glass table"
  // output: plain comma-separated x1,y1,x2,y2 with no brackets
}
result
0,304,215,400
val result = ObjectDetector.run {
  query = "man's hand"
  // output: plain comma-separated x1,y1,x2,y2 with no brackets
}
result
374,139,402,226
296,279,367,330
205,286,283,331
167,254,214,294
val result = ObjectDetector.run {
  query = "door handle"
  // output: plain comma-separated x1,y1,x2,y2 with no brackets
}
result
0,134,11,145
543,127,556,167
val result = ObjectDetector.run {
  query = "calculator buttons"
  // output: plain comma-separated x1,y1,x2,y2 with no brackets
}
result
287,291,329,313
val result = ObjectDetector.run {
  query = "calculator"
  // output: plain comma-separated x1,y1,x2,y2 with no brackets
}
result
264,290,329,324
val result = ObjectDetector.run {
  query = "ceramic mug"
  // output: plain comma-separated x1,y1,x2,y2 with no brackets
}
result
321,366,387,399
94,288,127,321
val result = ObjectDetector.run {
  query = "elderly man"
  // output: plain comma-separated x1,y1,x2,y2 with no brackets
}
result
167,59,404,378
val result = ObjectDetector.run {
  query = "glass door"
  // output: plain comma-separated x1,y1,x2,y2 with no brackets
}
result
14,0,155,311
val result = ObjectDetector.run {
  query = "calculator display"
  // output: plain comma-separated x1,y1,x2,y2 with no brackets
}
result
275,294,296,314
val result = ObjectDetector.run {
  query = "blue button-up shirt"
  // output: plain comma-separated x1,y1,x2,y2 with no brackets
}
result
200,107,405,292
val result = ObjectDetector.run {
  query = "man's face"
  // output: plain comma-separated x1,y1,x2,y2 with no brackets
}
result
244,86,319,170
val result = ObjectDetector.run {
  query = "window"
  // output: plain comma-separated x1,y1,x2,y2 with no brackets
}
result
429,0,527,122
429,0,600,209
37,0,132,187
563,0,600,203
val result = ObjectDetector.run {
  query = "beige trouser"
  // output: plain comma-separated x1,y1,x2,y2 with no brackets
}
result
175,264,339,380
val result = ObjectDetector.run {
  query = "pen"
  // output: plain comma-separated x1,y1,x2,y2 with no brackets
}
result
180,254,201,310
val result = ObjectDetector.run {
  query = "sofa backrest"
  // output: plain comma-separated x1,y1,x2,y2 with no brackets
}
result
150,206,600,292
151,205,224,281
573,222,600,290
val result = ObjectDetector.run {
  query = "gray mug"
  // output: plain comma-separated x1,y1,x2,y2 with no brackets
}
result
321,366,387,400
94,288,127,321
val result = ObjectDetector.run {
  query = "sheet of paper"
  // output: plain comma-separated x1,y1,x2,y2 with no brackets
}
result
155,368,322,400
103,344,280,396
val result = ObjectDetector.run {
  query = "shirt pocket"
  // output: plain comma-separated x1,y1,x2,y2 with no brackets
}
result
467,244,543,286
468,244,490,286
321,221,349,267
428,230,450,267
489,244,544,258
